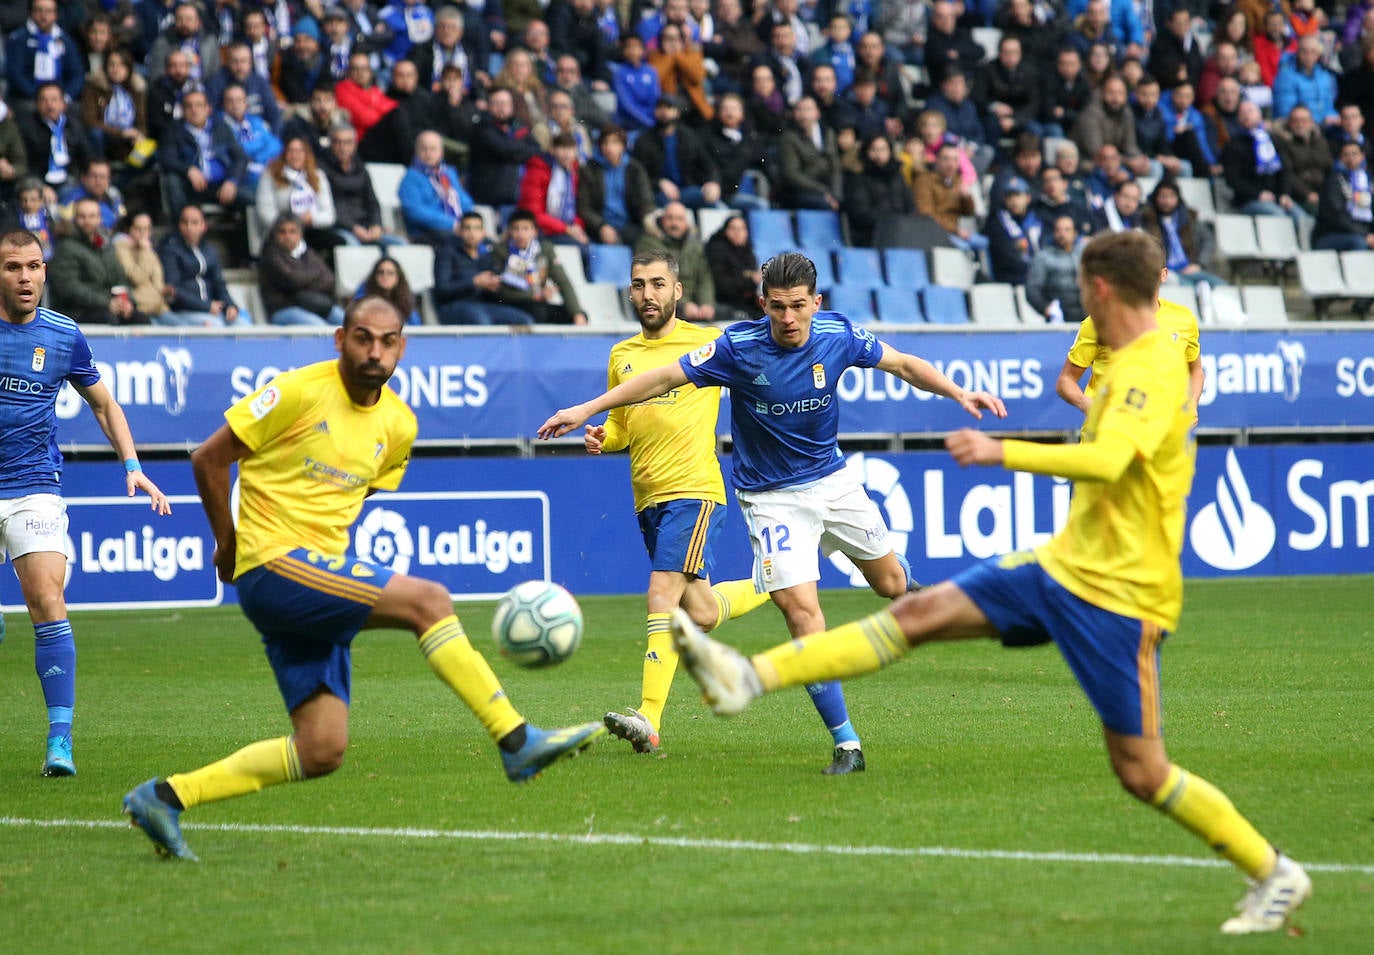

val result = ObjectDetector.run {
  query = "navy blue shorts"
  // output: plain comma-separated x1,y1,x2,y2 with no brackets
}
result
951,551,1168,737
637,499,725,577
235,548,396,712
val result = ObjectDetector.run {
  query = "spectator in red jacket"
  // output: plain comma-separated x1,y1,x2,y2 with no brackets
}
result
334,50,396,142
518,132,590,245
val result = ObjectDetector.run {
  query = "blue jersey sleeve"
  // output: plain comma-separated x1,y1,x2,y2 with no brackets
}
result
846,321,883,370
66,329,101,388
679,335,739,388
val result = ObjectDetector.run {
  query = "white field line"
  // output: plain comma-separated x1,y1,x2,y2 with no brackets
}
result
2,816,1372,874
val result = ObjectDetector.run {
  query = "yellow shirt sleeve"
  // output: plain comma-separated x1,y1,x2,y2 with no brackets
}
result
225,374,306,452
1066,317,1101,369
602,342,630,453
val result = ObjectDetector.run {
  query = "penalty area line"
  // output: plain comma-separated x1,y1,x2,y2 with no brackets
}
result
2,816,1371,874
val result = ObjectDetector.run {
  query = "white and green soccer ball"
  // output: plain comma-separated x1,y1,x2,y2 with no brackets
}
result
491,580,584,668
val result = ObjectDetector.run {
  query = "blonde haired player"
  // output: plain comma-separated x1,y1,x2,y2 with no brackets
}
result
1055,271,1204,419
670,231,1312,935
593,249,771,755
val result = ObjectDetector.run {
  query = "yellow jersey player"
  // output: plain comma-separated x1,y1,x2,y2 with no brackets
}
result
669,232,1312,936
594,249,771,755
122,298,604,861
1055,280,1204,418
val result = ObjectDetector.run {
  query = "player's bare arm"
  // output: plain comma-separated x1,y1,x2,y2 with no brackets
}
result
538,363,690,439
1055,358,1092,413
876,343,1008,419
74,379,172,515
190,424,252,583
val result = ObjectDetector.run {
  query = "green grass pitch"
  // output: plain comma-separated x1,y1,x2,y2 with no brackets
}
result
1,577,1370,954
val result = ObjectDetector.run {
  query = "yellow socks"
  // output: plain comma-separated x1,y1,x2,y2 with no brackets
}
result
1151,764,1278,879
753,610,908,693
636,613,676,731
419,615,524,743
167,736,304,809
710,579,772,629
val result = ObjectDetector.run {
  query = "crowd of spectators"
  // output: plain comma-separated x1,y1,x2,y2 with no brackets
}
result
0,0,1371,326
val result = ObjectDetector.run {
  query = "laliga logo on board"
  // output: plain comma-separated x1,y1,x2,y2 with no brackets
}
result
1188,450,1276,571
827,453,913,586
356,507,415,574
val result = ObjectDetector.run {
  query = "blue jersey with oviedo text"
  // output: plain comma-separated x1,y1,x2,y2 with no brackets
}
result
678,311,883,492
0,307,101,497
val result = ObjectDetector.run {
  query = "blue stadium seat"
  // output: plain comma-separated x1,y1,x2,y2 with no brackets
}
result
882,248,930,291
828,285,877,323
810,250,836,291
836,247,885,288
921,286,970,324
875,286,925,323
795,209,846,255
587,244,631,285
749,209,795,261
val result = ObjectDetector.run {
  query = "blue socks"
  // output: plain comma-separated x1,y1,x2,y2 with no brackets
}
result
34,620,75,740
805,681,861,747
896,553,916,592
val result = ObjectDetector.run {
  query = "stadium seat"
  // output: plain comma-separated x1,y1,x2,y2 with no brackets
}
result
930,247,977,289
588,243,632,284
1014,284,1042,323
875,285,924,323
1296,251,1349,308
1207,285,1247,324
389,243,435,294
921,285,970,324
969,283,1021,326
828,285,877,323
1136,176,1160,201
1177,177,1216,221
1255,216,1300,263
811,250,836,292
578,282,632,326
365,162,407,233
226,282,264,324
1213,214,1261,271
553,243,588,285
1159,282,1198,317
748,209,795,261
1339,250,1374,296
696,206,736,242
882,248,930,290
835,247,885,288
473,203,500,239
795,209,846,254
333,244,384,298
1240,284,1289,324
971,26,1003,61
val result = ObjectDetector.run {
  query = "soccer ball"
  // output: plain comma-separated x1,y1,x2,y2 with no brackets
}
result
491,580,583,668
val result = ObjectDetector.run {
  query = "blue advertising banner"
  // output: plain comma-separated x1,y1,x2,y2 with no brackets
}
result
47,327,1374,448
2,444,1369,613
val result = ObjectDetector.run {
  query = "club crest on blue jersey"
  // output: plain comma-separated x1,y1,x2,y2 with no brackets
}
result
812,363,825,388
32,347,45,372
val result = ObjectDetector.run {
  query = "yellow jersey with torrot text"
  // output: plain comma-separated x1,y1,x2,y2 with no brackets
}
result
1037,329,1196,630
224,360,417,579
1068,298,1200,402
602,320,726,512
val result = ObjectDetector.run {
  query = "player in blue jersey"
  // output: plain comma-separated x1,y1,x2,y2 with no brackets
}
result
540,252,1006,773
0,228,171,777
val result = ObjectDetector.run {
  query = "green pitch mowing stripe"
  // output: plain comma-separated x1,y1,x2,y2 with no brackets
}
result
5,816,1373,874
